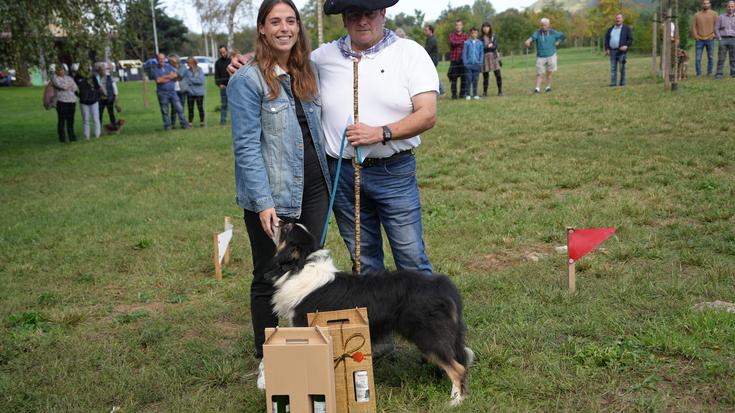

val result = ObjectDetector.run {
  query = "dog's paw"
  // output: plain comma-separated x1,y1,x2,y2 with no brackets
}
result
256,360,266,391
449,392,465,407
465,346,475,367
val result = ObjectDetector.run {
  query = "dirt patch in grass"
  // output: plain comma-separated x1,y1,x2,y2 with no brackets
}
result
112,300,165,317
465,244,558,272
214,321,242,339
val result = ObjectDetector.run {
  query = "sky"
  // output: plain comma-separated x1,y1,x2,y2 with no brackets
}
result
163,0,536,34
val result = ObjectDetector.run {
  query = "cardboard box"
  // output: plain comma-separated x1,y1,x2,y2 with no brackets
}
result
308,308,377,413
263,326,337,413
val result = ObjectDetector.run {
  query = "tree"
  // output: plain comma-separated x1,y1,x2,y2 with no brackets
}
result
472,0,496,22
191,0,224,57
0,0,119,86
493,8,537,54
224,0,253,51
386,9,425,41
120,0,190,60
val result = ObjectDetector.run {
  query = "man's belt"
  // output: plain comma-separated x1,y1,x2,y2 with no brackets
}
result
360,149,414,168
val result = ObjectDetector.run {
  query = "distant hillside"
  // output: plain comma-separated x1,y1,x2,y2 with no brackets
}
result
528,0,655,13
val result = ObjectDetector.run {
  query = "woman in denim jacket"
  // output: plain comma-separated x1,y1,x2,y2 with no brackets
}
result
227,0,331,385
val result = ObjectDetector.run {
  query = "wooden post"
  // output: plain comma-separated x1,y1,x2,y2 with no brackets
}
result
213,232,222,281
317,0,324,46
672,0,679,90
567,227,576,293
353,60,361,275
663,6,672,91
652,13,658,77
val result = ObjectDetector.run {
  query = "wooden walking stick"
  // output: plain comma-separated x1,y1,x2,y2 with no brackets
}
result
352,60,362,274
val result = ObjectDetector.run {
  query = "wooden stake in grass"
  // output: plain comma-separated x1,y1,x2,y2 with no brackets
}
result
566,227,616,293
213,217,233,280
566,227,576,293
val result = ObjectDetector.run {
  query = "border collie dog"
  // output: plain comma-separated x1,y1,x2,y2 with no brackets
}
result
266,223,474,405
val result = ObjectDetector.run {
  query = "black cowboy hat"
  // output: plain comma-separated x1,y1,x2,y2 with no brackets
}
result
323,0,398,15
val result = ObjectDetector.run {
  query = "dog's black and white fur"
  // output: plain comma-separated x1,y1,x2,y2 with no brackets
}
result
266,223,474,405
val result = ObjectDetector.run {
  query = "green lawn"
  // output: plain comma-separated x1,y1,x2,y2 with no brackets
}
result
1,49,734,412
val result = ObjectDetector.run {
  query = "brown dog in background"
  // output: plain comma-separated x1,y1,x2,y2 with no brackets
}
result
678,49,689,80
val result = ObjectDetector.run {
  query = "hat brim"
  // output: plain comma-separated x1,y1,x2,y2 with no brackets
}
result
323,0,398,15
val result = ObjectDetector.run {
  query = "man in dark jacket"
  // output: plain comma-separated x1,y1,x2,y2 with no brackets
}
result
605,13,633,86
424,24,444,95
214,45,231,125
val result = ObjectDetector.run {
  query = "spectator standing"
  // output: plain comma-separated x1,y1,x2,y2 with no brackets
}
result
227,0,331,387
462,27,484,100
169,55,188,128
715,0,735,79
424,24,445,95
151,53,189,130
524,17,565,93
692,0,719,76
214,45,231,125
96,63,119,131
480,22,503,96
604,13,633,87
51,65,78,143
448,19,468,99
184,56,206,127
74,67,102,139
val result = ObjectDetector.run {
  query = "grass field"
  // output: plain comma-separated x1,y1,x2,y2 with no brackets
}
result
1,49,734,412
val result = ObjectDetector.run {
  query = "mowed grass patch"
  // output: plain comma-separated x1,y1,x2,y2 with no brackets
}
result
1,50,734,412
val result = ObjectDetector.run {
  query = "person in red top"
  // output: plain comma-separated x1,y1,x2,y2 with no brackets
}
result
448,19,468,99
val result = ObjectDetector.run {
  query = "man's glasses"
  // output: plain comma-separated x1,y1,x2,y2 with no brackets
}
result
344,10,380,22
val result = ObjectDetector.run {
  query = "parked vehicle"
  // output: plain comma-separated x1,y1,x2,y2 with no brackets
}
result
0,69,14,86
182,56,214,75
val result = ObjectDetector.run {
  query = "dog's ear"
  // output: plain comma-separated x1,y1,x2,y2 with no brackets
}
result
264,242,306,281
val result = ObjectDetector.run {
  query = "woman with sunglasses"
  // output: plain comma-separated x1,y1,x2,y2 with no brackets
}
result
227,0,330,388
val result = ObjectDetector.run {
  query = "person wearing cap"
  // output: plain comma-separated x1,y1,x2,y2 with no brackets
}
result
227,0,438,297
311,0,437,278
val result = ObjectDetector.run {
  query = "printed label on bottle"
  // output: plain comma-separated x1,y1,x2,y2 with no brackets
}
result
354,370,370,402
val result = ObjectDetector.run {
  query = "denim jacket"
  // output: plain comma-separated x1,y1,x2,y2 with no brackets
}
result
228,61,331,218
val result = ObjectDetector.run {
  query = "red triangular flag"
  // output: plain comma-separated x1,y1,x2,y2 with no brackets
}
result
568,227,615,263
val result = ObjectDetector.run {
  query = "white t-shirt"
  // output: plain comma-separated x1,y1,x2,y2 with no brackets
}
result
311,37,439,159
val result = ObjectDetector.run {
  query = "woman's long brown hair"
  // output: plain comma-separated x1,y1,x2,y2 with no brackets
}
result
256,0,317,101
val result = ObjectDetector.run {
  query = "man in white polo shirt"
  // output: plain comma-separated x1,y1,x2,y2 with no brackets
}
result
313,0,438,278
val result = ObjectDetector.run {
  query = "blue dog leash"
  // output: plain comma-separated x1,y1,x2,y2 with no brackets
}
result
319,127,362,248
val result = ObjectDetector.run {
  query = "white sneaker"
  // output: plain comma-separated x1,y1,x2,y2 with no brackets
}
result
465,96,471,100
473,96,480,100
256,360,265,390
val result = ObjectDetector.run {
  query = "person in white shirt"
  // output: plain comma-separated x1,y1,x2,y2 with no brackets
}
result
229,0,438,359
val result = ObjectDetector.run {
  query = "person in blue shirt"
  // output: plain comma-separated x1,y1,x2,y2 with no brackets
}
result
151,53,189,130
605,13,633,86
524,18,565,93
462,27,484,100
184,57,206,126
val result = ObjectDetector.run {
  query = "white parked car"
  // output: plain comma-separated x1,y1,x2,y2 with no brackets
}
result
182,56,215,75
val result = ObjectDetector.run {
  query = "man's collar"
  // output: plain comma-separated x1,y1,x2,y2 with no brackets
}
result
337,28,397,60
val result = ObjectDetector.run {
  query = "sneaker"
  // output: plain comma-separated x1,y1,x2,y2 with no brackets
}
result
473,95,480,100
545,86,552,93
497,92,503,96
465,96,471,100
715,75,722,80
533,87,540,94
256,360,265,390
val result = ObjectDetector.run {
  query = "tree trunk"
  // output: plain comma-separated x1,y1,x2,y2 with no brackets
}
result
16,61,32,87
